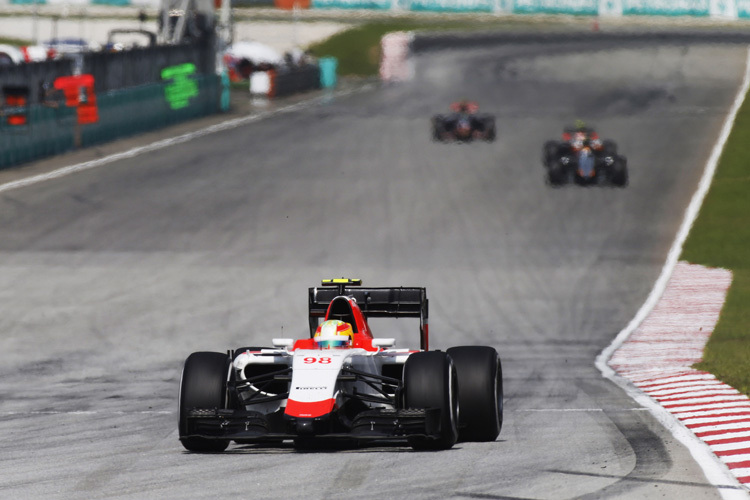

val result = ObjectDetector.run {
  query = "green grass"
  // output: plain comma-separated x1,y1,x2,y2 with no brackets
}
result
306,17,579,76
682,89,750,395
306,20,458,76
0,36,31,46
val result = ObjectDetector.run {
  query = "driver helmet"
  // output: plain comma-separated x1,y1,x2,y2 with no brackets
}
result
574,119,587,131
314,320,354,349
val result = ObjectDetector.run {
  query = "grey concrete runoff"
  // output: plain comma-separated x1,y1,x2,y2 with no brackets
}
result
0,35,747,499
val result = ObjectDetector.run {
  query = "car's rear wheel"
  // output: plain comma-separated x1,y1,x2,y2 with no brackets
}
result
602,139,618,156
403,351,458,451
179,351,231,452
447,346,503,442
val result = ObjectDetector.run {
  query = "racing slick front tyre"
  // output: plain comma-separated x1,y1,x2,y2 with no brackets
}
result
403,351,459,451
609,156,628,187
446,346,503,442
432,116,446,142
547,162,568,186
485,124,497,142
543,140,560,167
482,117,496,142
179,351,231,453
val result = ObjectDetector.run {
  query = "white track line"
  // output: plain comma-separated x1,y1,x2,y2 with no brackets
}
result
595,47,750,499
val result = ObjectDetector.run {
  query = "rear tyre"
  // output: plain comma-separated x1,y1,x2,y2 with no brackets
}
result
179,351,231,452
447,346,503,442
602,139,618,156
403,351,458,451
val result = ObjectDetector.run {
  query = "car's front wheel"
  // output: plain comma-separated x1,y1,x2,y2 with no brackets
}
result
403,351,458,451
179,351,231,452
447,346,503,442
547,161,568,186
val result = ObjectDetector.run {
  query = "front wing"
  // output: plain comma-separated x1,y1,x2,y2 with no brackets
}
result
181,407,443,443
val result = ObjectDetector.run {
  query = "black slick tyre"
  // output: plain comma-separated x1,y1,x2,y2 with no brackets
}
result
547,161,567,186
447,346,503,442
543,140,559,167
179,351,231,452
403,351,458,451
609,156,628,187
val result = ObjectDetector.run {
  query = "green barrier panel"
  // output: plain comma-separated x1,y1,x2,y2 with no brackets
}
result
410,0,492,12
513,0,597,15
621,0,710,16
91,0,131,5
740,2,750,18
9,0,47,4
81,74,219,148
161,63,199,110
0,74,220,170
319,57,338,88
312,0,392,8
0,105,74,168
220,71,231,112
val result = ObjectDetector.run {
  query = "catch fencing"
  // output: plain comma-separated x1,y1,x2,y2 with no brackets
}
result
0,42,222,169
4,0,750,17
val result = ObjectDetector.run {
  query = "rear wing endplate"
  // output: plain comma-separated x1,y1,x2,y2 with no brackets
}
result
308,285,429,350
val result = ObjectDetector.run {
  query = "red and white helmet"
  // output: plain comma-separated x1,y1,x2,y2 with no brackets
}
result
314,320,353,349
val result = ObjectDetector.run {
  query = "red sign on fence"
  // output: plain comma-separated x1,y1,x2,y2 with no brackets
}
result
3,86,30,126
53,74,99,125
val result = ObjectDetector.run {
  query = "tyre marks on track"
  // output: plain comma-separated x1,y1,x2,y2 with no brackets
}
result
608,262,750,490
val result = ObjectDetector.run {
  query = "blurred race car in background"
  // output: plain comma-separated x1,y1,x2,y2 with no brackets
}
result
432,100,496,142
543,123,628,186
179,279,503,452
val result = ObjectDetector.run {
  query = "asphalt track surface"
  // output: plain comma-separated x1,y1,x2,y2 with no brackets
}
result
0,36,748,499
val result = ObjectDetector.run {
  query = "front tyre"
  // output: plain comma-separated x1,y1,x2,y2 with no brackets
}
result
608,156,628,187
403,351,458,451
543,140,560,167
179,351,231,452
447,346,503,442
547,161,568,186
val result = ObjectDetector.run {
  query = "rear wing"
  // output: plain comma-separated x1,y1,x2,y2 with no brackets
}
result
308,283,430,350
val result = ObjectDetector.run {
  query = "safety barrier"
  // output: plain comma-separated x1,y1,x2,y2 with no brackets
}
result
5,0,750,17
309,0,750,17
0,73,220,169
249,63,333,97
0,43,215,105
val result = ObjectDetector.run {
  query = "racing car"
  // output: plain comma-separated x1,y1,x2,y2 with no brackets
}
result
542,124,628,187
432,101,496,142
179,279,503,452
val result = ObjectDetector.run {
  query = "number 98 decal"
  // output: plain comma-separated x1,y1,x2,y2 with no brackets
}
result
304,357,332,364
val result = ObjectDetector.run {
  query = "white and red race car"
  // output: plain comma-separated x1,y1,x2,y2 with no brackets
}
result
178,279,503,452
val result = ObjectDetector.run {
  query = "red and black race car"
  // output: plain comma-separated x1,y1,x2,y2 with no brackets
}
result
543,124,628,187
179,279,503,452
432,101,496,142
